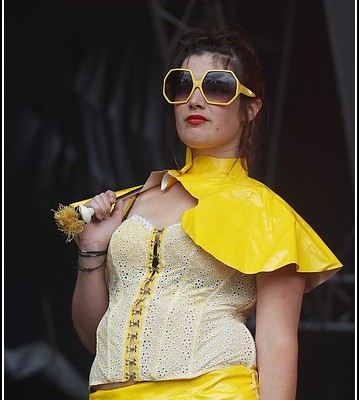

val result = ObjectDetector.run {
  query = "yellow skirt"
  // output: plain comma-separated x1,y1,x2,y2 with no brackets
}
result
88,365,259,399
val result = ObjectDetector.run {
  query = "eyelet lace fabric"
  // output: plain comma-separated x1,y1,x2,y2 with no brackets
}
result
89,215,257,386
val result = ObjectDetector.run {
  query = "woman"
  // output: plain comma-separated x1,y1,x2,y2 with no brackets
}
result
68,25,342,399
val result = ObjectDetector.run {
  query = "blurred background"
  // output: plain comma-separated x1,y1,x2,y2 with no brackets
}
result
4,0,355,399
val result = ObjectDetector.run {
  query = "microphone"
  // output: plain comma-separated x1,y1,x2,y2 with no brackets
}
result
52,185,143,242
77,205,95,224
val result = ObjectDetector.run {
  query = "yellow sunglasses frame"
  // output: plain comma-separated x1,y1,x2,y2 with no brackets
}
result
163,68,256,106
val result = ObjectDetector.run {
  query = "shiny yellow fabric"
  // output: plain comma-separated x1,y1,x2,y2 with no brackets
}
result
88,365,259,400
164,150,342,292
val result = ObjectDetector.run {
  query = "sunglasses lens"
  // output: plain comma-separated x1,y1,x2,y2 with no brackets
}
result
164,70,193,103
202,71,237,103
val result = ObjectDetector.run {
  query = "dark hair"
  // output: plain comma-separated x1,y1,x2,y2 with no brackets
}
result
168,23,266,171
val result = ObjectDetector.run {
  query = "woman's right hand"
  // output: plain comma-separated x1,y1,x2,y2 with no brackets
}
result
75,190,125,252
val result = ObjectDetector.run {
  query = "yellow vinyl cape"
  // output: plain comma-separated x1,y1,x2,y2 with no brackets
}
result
72,148,342,292
160,149,341,292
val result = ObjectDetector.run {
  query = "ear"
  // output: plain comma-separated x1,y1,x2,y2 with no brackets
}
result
247,98,262,122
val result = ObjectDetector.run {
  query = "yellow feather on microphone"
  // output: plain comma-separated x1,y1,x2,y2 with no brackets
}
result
53,205,85,242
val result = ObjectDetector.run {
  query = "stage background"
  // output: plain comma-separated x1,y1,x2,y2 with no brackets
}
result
5,0,355,399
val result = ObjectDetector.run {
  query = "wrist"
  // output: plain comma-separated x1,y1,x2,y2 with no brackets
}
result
76,254,106,268
77,243,109,252
76,259,106,273
78,249,108,257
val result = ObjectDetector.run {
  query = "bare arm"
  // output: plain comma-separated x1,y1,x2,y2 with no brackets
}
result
71,191,125,353
255,264,306,400
72,256,109,353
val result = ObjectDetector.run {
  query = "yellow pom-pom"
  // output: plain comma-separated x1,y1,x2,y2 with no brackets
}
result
52,204,86,242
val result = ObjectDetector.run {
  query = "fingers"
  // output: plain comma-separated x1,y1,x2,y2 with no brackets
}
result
105,190,117,204
84,190,117,221
111,198,125,220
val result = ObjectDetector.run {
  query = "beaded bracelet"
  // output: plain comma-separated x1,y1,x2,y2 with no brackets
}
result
78,249,107,257
76,260,106,273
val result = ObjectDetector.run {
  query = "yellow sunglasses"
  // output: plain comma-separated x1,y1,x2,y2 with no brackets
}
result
163,68,256,106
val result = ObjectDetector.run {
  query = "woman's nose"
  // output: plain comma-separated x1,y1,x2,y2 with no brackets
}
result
188,87,206,108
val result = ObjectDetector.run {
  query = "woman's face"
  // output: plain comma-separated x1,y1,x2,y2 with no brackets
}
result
174,54,247,158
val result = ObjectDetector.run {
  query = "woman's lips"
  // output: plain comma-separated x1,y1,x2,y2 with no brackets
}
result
186,114,208,125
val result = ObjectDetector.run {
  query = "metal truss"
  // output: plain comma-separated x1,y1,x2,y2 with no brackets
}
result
147,0,226,67
299,271,355,332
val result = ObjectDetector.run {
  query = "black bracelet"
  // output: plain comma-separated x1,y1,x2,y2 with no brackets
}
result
78,249,108,257
76,260,106,273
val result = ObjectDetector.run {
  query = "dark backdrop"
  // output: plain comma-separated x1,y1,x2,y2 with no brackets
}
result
4,0,355,399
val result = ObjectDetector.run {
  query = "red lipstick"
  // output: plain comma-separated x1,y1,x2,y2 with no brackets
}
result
186,114,208,125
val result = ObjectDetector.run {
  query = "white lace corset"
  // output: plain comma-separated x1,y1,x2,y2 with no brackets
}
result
89,215,257,386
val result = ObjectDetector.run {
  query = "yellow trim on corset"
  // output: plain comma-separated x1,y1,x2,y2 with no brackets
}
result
124,227,165,381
